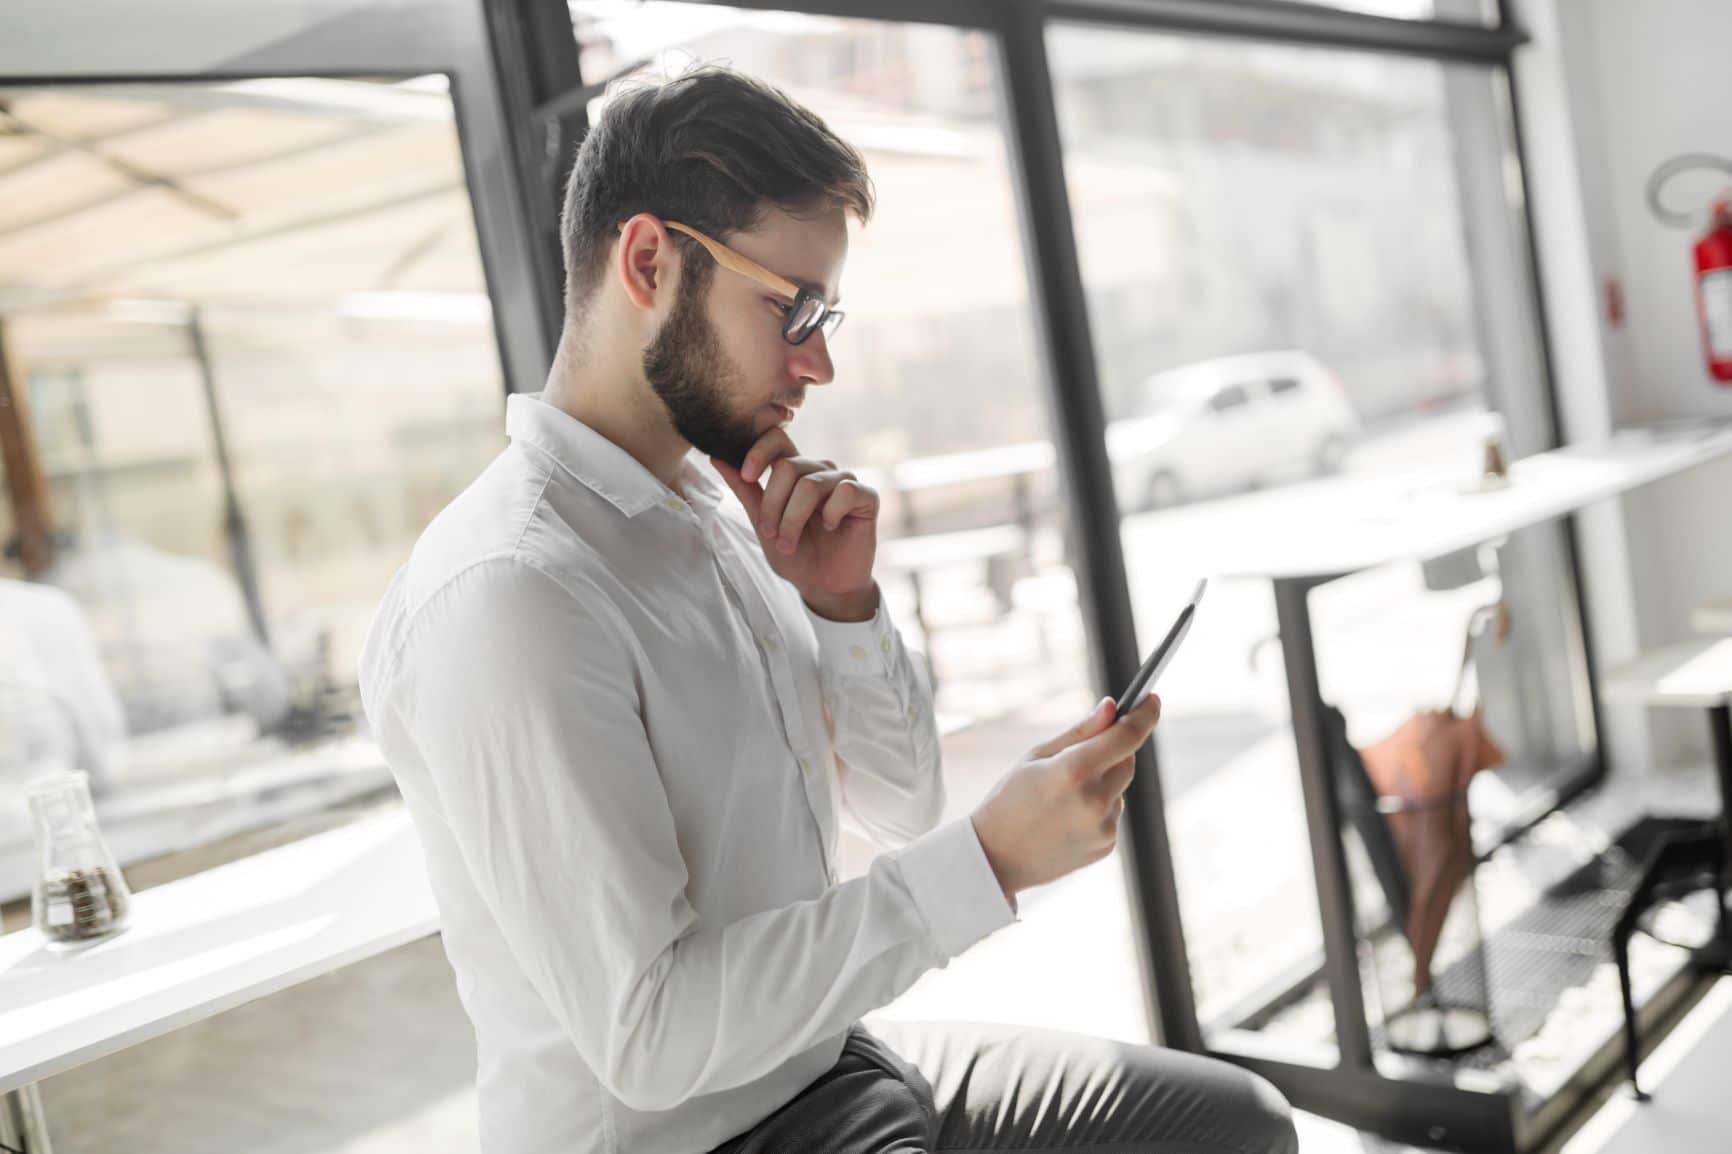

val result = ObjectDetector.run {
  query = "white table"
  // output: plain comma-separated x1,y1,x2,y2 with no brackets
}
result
0,809,437,1151
1601,639,1732,841
1601,637,1732,860
1153,417,1732,582
1166,418,1732,1074
1605,637,1732,710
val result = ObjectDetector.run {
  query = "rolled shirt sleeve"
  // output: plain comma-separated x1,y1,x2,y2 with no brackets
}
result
388,558,1015,1113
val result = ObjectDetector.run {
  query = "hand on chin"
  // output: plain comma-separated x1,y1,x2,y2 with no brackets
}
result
709,425,881,620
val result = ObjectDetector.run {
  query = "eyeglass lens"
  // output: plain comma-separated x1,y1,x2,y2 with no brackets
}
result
784,293,843,345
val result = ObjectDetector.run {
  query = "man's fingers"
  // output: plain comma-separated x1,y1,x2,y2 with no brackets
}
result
719,439,875,551
815,476,877,532
759,456,828,538
1103,794,1125,832
776,471,843,550
710,458,763,522
1030,697,1115,760
1097,756,1136,800
1064,692,1161,778
740,428,797,484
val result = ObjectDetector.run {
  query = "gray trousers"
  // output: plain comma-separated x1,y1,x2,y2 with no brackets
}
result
707,1019,1300,1154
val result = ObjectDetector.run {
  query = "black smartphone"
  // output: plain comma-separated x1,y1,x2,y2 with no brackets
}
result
1114,579,1207,720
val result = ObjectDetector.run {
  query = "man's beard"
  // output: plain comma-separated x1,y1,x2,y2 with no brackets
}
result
642,273,761,471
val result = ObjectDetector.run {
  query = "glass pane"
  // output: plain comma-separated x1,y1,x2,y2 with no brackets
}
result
0,77,505,887
573,2,1150,1043
1048,24,1593,1060
1265,0,1498,25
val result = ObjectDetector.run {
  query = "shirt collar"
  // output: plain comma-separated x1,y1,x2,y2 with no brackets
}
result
505,391,726,518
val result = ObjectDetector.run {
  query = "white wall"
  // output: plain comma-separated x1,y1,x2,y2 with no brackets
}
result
1517,0,1732,769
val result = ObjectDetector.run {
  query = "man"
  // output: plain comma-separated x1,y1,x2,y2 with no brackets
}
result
357,65,1297,1154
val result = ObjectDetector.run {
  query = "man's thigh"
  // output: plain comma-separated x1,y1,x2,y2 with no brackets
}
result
706,1025,934,1154
859,1017,1298,1154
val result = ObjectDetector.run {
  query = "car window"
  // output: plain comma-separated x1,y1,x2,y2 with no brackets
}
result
1269,376,1302,396
1209,384,1250,413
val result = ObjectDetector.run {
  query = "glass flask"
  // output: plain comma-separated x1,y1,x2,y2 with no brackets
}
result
28,769,132,947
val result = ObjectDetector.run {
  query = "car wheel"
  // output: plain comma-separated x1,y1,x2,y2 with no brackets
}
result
1314,435,1348,476
1144,469,1184,510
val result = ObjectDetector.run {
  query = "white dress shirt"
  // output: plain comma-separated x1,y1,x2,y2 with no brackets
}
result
357,392,1018,1154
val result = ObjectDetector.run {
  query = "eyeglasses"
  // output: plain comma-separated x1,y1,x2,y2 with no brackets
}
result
614,218,844,346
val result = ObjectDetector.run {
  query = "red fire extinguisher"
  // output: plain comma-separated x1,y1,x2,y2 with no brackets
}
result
1696,199,1732,382
1647,154,1732,384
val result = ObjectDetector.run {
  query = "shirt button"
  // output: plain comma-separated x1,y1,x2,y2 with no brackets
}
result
879,636,891,654
798,755,812,773
763,636,781,654
664,497,686,513
848,644,867,660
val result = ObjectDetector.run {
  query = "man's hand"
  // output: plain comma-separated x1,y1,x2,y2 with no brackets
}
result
711,428,880,621
971,692,1162,907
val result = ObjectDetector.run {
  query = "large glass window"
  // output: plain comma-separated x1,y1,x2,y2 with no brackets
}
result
571,2,1150,1043
1047,24,1594,1055
0,77,505,895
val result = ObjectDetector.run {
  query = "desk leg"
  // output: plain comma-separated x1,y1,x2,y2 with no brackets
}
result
1,1084,52,1154
1273,578,1374,1070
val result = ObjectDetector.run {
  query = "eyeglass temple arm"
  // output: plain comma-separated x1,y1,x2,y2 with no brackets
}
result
613,218,802,301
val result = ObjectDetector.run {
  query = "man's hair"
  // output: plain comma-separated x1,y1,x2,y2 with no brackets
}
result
559,64,875,326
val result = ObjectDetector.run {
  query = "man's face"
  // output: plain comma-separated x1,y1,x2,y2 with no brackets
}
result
641,203,846,470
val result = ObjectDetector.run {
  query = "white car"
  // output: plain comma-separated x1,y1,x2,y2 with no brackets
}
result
1107,350,1362,510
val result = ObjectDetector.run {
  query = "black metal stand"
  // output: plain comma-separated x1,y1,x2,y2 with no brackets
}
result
1271,576,1374,1070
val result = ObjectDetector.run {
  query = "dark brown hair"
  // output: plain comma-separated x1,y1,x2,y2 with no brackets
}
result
559,64,874,325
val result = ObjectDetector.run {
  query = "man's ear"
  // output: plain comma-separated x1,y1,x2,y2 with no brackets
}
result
616,214,677,313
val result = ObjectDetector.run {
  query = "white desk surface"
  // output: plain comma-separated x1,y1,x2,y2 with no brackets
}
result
0,808,437,1095
1695,597,1732,635
1167,419,1732,582
1602,637,1732,709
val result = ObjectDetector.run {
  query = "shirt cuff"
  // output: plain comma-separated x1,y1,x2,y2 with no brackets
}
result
804,592,898,679
892,815,1018,957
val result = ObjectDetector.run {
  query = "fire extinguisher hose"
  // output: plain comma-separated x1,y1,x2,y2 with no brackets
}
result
1646,153,1732,228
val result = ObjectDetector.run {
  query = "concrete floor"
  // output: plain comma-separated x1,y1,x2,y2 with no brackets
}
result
1557,978,1732,1154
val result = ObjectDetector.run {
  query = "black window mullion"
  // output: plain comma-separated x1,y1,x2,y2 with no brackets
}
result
993,0,1204,1054
485,0,587,363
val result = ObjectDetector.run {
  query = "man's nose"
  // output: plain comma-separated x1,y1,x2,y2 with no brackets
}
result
787,329,834,386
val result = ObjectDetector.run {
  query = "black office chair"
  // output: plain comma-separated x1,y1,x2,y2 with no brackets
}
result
1611,819,1730,1100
